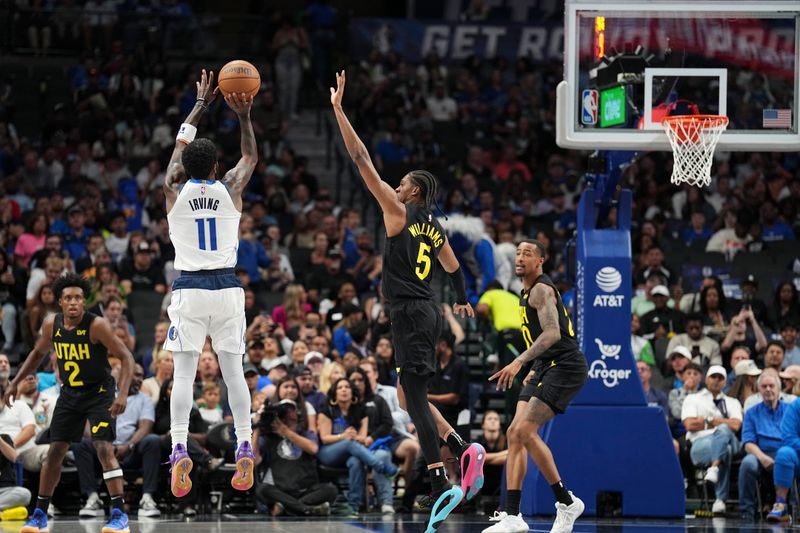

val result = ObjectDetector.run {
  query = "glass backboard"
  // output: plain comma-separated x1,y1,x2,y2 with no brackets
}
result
557,0,800,151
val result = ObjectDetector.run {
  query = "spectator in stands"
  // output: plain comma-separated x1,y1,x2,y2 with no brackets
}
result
104,212,130,262
744,368,796,413
426,81,458,123
720,308,768,363
631,314,656,365
0,355,9,391
736,275,770,327
636,245,674,287
238,218,271,290
641,285,685,339
739,370,785,522
776,323,800,367
706,209,751,257
50,205,92,260
140,350,173,405
667,314,722,369
102,297,135,352
699,284,730,341
74,364,162,518
728,360,761,408
254,398,336,516
26,257,64,310
668,362,703,436
193,351,229,415
272,14,308,120
14,213,48,269
316,378,398,514
289,340,310,369
770,283,800,331
120,242,165,294
294,364,326,413
303,351,325,380
271,284,311,330
475,410,507,508
198,382,223,425
305,248,355,307
140,321,169,377
760,200,795,242
765,341,787,373
323,282,359,330
631,273,666,317
780,365,800,395
428,332,469,445
0,375,43,473
0,430,31,520
681,365,742,515
348,367,395,514
0,253,20,352
681,207,713,245
638,361,668,419
272,375,316,434
765,393,800,522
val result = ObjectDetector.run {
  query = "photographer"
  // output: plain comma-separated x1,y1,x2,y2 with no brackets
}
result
720,307,768,364
254,399,337,516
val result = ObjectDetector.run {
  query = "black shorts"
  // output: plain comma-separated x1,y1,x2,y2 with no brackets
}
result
389,299,443,377
518,352,588,414
49,382,116,443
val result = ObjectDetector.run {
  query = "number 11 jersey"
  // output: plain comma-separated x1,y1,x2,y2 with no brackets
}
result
168,179,240,272
382,204,445,303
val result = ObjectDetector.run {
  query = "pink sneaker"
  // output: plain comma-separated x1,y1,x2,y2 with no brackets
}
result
460,443,486,500
170,444,193,498
231,441,255,491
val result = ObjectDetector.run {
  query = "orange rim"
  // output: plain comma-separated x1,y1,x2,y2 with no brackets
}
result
663,114,729,130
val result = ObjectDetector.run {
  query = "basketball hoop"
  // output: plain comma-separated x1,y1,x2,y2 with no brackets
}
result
662,115,729,188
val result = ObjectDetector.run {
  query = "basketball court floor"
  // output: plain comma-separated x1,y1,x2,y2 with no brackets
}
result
3,513,795,533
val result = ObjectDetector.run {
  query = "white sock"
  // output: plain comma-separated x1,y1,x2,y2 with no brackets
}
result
217,350,253,447
170,350,199,450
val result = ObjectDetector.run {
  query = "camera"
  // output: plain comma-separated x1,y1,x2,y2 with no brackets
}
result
260,399,298,433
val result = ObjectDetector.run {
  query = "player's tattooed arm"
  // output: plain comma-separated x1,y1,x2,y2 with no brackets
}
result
222,92,258,211
515,284,562,365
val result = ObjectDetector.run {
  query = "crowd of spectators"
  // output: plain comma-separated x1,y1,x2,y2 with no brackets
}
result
0,0,798,522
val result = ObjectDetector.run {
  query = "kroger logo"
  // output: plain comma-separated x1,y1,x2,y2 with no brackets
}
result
595,267,622,292
588,359,632,388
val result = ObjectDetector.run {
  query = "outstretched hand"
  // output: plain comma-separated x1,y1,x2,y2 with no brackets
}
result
224,92,253,116
196,69,218,104
489,359,523,391
453,302,474,318
330,70,345,108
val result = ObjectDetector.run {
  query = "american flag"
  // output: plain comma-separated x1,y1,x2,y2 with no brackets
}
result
763,109,792,128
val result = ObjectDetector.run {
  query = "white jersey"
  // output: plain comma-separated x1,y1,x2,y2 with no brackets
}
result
168,179,240,271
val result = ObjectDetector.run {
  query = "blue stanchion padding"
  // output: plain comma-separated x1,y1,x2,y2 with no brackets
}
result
520,406,684,517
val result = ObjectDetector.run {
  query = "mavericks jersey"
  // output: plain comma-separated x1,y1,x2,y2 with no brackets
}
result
52,312,110,392
519,274,580,362
382,204,445,302
168,179,240,271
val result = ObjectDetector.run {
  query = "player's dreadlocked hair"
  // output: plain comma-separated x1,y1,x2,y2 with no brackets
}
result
408,169,439,210
182,138,217,180
53,272,91,300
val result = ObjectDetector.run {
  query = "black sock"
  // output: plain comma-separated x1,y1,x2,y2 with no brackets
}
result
429,464,448,493
110,495,124,512
551,480,573,505
506,489,521,515
445,430,469,457
36,496,50,513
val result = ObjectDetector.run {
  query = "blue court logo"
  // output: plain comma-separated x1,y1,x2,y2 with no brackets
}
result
168,326,178,341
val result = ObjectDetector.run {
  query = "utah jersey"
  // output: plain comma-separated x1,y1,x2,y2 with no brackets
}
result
168,179,240,271
519,274,580,362
51,312,111,392
382,204,445,302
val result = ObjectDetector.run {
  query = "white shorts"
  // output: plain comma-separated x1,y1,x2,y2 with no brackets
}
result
164,287,246,354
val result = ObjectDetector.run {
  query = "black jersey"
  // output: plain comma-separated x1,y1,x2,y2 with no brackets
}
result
382,204,445,303
52,312,111,392
519,274,580,362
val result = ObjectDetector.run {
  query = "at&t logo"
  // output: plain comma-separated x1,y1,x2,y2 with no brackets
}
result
593,266,624,307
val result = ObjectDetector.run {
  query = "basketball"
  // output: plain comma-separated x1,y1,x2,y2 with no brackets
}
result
218,60,260,98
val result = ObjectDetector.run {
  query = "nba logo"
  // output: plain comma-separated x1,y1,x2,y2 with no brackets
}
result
582,89,598,125
200,186,206,195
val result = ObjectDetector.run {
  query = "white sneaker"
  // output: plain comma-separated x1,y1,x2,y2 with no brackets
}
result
79,493,104,517
704,466,719,484
550,492,584,533
712,499,726,514
482,513,529,533
489,511,508,522
137,493,161,517
381,504,395,514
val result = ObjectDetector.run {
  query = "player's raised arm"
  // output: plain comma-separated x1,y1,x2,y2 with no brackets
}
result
164,69,218,213
330,70,405,229
4,316,55,406
91,316,135,416
221,92,258,211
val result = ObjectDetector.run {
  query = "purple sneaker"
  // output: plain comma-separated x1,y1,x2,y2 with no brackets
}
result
231,441,255,491
170,443,193,498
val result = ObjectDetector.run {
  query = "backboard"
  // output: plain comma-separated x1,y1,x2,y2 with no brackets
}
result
557,0,800,151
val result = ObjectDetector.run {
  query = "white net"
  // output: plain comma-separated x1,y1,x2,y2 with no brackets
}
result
663,115,729,188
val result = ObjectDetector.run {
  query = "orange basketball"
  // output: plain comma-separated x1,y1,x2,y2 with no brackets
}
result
218,60,260,99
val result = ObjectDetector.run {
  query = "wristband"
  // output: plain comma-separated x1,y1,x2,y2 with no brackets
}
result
176,123,197,145
447,267,469,305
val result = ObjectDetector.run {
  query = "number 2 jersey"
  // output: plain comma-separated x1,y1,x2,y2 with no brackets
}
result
519,274,582,363
168,179,240,271
51,312,111,392
382,204,445,303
